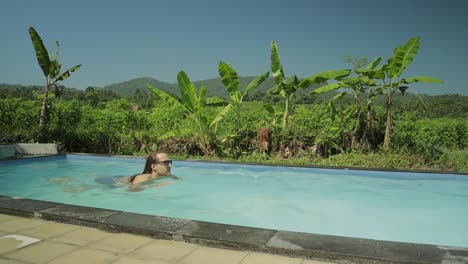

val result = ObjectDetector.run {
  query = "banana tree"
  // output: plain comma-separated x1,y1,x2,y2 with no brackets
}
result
218,61,269,128
148,71,232,156
376,37,443,148
29,27,81,142
269,41,350,129
311,57,381,148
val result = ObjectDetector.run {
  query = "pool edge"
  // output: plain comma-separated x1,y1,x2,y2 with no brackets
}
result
1,195,465,264
66,152,468,175
6,152,467,175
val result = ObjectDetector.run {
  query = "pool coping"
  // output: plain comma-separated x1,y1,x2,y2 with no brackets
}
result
2,154,468,264
11,152,468,175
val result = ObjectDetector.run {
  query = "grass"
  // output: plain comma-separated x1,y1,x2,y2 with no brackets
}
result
163,150,468,173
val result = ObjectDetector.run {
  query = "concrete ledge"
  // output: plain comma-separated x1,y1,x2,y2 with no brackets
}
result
15,143,57,155
0,144,16,159
102,212,192,239
0,195,466,263
176,221,277,250
0,196,62,218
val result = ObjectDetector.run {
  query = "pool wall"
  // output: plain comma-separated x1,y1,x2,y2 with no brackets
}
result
0,145,15,159
0,143,58,159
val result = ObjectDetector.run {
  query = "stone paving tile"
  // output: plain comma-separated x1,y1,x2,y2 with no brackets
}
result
0,258,28,264
17,220,80,239
178,246,248,264
112,256,170,264
240,252,302,264
5,241,78,263
51,226,113,246
0,235,41,255
88,233,153,253
0,215,18,223
0,237,23,255
130,239,197,263
0,218,43,233
48,248,120,264
0,214,337,264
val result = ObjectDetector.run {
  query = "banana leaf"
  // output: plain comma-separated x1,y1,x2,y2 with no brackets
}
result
385,37,420,78
29,27,51,77
49,42,61,78
300,69,350,88
55,65,81,82
268,83,284,95
366,57,382,69
196,85,207,112
210,104,233,127
177,71,197,112
244,71,269,96
147,84,186,111
332,92,347,100
218,61,239,94
206,96,228,106
270,41,285,84
310,83,341,94
401,76,444,84
230,91,242,104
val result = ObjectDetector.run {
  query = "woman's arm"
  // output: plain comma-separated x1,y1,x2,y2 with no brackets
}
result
125,181,174,192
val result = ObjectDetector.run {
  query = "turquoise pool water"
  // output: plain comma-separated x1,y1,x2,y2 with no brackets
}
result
1,154,467,247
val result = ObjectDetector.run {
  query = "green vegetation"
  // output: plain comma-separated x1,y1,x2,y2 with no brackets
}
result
28,27,81,142
0,33,466,172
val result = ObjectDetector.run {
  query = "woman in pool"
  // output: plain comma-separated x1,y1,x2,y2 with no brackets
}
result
125,152,176,191
130,152,172,182
97,152,177,192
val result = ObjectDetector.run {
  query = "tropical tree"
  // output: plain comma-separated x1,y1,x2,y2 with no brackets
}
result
364,37,443,148
311,57,382,149
28,27,81,142
269,41,350,129
147,71,232,156
218,61,269,128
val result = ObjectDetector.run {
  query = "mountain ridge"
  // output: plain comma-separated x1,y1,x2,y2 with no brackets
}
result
1,77,466,99
100,76,280,98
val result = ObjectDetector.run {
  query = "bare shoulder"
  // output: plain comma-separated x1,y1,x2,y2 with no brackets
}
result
131,173,151,184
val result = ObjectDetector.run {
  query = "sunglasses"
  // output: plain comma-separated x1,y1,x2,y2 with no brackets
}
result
155,160,172,166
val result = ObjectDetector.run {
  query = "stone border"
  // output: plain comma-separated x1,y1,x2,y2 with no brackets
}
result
1,195,467,264
66,152,468,176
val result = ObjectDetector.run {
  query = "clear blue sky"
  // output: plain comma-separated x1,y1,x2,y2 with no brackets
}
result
2,0,467,95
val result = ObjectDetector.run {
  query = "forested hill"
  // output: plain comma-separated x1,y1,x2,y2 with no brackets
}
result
101,76,279,98
1,81,467,118
101,78,177,97
100,76,334,99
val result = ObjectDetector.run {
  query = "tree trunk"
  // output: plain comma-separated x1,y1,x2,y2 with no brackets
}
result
351,94,361,149
282,98,289,129
383,95,392,149
365,110,374,148
38,86,50,143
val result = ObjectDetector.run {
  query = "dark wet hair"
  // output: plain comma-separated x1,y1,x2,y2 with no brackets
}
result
128,152,165,183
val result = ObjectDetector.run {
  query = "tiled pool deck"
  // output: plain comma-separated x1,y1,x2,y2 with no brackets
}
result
1,196,467,264
0,213,332,264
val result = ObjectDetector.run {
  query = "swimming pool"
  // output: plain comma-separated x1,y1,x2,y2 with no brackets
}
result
1,154,467,248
